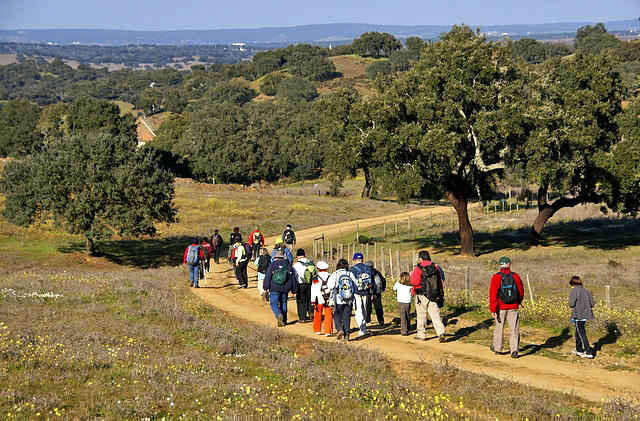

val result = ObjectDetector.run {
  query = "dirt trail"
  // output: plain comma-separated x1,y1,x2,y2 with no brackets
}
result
193,207,640,404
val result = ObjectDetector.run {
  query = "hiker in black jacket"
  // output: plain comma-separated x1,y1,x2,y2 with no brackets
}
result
365,261,386,326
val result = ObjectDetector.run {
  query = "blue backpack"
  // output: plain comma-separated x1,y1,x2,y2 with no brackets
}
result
186,245,200,265
350,264,373,294
337,272,355,301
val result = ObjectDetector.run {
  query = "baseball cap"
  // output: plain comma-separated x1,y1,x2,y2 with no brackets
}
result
499,256,511,266
352,252,364,260
317,261,329,270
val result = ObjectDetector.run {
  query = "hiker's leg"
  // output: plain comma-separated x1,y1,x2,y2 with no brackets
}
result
280,292,288,324
306,285,312,320
507,310,520,354
576,320,591,354
296,287,305,321
415,295,427,339
333,304,343,334
365,295,373,323
257,276,264,296
234,264,242,284
374,293,385,325
188,264,196,285
269,291,281,319
323,306,333,334
344,303,353,338
241,261,249,286
493,310,506,352
399,302,409,335
313,304,322,332
354,296,367,334
427,300,445,337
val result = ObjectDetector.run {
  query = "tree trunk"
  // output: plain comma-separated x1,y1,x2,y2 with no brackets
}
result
447,191,474,256
86,237,95,255
361,167,373,198
530,184,583,243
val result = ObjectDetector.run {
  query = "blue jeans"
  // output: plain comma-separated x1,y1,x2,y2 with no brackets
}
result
334,303,352,337
188,264,199,286
269,291,288,324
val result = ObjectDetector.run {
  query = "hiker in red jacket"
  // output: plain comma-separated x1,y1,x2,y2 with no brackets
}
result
489,256,524,358
410,250,446,342
248,226,265,260
183,239,206,288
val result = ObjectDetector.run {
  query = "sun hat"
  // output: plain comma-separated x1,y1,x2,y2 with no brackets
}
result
317,261,329,270
352,252,364,260
499,256,511,267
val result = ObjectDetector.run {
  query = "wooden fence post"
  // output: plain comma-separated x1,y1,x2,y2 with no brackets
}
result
605,285,611,308
356,224,360,244
465,266,471,305
395,221,398,235
396,249,400,279
389,248,394,281
526,273,535,305
384,223,387,237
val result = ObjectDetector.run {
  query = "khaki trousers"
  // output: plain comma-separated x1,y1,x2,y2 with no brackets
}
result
493,309,520,353
415,294,445,338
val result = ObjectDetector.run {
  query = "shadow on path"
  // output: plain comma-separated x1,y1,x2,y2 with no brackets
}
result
519,327,572,357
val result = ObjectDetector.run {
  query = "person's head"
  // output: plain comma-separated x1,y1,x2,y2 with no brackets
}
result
499,256,511,269
418,250,431,262
233,227,240,233
296,248,306,258
352,252,364,263
569,275,583,286
262,247,269,255
214,229,219,234
365,260,375,268
286,224,292,229
400,272,411,285
255,226,260,231
200,238,207,244
317,261,329,272
275,240,283,249
192,238,199,245
336,258,349,271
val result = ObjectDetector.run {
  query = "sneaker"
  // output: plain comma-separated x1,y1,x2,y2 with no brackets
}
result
276,315,285,327
579,352,595,359
414,336,426,341
336,331,344,340
315,331,323,335
439,335,446,343
571,349,580,355
325,333,333,337
195,285,200,288
511,352,518,359
357,331,369,338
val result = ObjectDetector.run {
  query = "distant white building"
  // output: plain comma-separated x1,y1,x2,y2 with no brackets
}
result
232,42,247,52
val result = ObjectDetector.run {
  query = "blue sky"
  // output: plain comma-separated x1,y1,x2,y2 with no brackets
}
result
1,0,639,30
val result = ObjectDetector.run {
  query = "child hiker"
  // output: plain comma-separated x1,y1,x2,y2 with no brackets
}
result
311,261,333,336
569,276,595,359
393,272,413,336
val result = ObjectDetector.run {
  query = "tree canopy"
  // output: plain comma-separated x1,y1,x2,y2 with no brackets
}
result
352,32,402,58
0,99,42,157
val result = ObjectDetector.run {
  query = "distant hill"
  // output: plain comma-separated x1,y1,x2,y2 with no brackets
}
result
1,20,639,46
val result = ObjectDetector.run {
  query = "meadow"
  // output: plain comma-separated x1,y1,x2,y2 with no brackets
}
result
1,178,639,420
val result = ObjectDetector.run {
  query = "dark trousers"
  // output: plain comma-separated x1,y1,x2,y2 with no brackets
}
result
252,244,261,260
575,320,593,354
235,260,249,287
213,247,223,264
296,283,312,321
366,293,385,325
398,302,411,335
334,303,352,337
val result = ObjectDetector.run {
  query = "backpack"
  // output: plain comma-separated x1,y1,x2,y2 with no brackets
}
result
213,234,222,248
253,231,262,245
271,262,289,286
498,272,520,305
257,254,271,273
351,264,373,294
230,232,242,244
302,262,318,284
283,229,294,244
243,243,252,258
417,263,441,301
337,272,355,301
186,245,200,265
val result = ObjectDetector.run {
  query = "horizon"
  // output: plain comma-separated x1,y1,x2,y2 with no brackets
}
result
1,0,638,31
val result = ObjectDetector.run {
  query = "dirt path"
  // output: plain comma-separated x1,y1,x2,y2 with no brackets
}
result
193,207,640,404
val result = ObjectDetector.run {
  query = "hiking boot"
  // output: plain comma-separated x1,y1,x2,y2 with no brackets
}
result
336,331,344,340
325,333,333,337
414,336,426,341
579,352,595,359
315,331,323,335
195,285,200,288
439,335,446,343
357,331,369,338
511,351,518,359
276,315,285,327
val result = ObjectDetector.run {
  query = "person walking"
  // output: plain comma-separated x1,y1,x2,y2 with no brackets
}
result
211,229,224,264
292,248,314,323
489,256,524,358
569,276,596,359
365,260,386,326
228,227,242,262
263,249,297,327
200,237,212,275
272,241,293,265
255,248,271,301
231,241,250,288
393,272,413,336
311,260,333,336
328,259,357,342
183,238,205,288
282,224,296,248
248,226,264,260
350,252,373,338
410,250,446,342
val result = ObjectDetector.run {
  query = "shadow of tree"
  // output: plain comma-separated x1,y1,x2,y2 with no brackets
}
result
447,318,494,342
83,236,193,269
414,217,640,256
519,327,572,357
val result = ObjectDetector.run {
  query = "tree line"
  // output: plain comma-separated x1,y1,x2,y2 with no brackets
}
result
2,26,640,256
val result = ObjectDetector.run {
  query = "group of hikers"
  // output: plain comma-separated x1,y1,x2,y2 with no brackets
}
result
184,225,597,359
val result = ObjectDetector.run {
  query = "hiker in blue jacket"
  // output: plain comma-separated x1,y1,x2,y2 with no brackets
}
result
264,250,298,327
350,252,373,338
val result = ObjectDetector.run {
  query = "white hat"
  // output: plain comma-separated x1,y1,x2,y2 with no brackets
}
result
316,261,329,270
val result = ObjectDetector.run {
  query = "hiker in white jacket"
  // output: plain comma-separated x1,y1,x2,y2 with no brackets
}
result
311,261,333,336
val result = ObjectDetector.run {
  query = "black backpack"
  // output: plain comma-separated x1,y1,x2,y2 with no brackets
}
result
417,263,441,301
498,272,520,305
283,229,294,244
257,254,271,273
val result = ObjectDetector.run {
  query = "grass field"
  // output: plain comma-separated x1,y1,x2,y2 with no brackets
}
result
1,177,639,419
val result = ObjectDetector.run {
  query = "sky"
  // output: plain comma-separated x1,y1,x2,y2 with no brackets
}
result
1,0,639,30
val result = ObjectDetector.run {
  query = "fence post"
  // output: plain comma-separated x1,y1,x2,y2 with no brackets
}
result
356,224,360,244
408,216,411,232
389,248,394,281
396,249,400,279
374,242,377,265
526,273,535,305
465,266,471,305
395,221,398,235
605,285,611,308
366,242,369,261
384,223,387,238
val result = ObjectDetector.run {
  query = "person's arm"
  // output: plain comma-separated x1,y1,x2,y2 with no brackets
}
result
568,288,577,308
264,264,273,291
410,267,421,296
183,247,189,264
489,274,499,314
588,290,595,308
514,273,525,304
